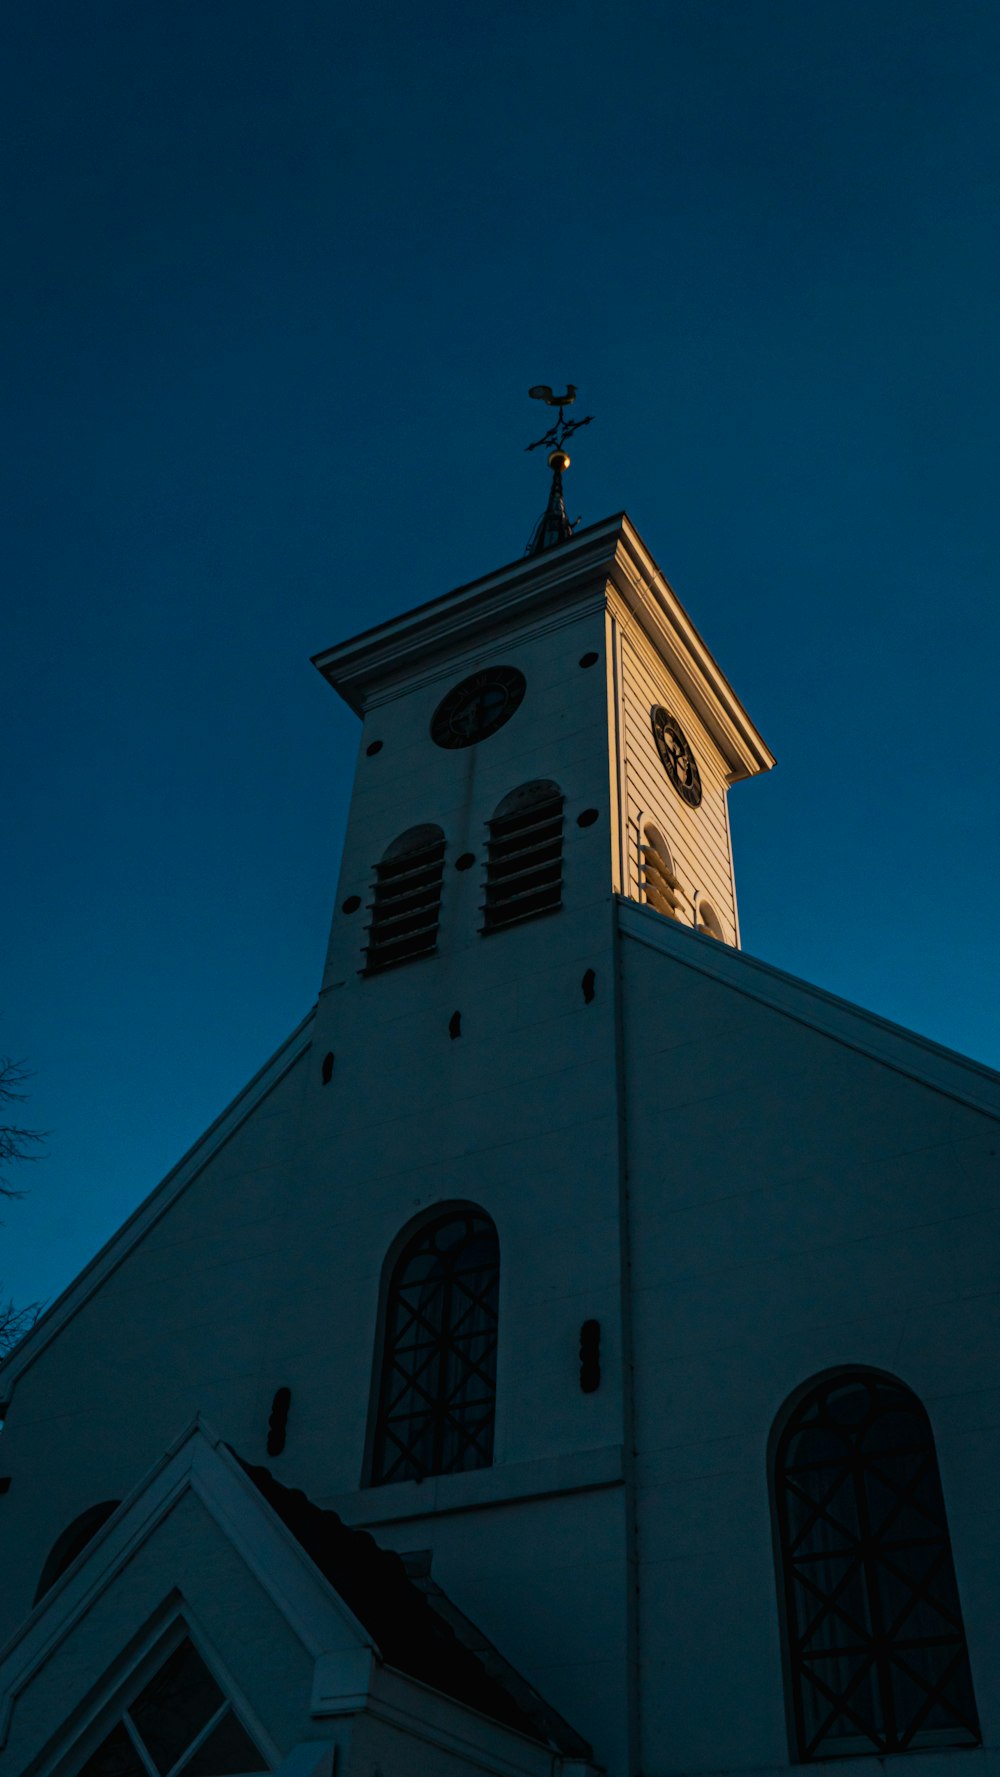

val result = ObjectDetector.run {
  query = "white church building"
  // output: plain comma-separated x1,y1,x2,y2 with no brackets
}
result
1,460,999,1777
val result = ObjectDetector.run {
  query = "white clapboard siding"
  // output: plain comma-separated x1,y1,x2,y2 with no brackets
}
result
615,615,739,944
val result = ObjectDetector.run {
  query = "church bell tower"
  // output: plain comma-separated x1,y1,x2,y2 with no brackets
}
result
312,396,774,994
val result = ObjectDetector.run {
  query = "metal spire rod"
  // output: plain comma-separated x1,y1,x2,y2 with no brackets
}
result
524,384,594,556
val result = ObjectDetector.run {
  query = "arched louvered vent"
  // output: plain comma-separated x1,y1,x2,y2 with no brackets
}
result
698,900,724,940
365,824,445,973
482,781,564,933
641,825,681,919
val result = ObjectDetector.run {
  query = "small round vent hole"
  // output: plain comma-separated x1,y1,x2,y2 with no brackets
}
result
577,808,600,828
341,894,362,914
579,651,599,669
366,739,384,757
455,853,476,871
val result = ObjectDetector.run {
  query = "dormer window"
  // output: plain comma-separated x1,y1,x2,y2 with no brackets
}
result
76,1637,266,1777
482,781,564,933
641,826,681,920
364,825,445,973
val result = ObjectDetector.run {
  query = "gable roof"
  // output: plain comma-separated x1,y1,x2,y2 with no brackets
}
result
618,898,1000,1121
0,1421,592,1776
238,1457,591,1757
0,1012,316,1405
0,1418,366,1764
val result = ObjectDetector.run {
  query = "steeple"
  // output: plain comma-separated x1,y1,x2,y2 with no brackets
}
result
313,505,773,975
524,382,593,555
526,448,574,554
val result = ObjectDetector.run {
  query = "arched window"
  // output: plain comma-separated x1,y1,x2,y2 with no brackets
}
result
35,1500,120,1602
773,1371,980,1761
641,824,681,919
483,781,563,932
371,1208,499,1485
364,824,445,973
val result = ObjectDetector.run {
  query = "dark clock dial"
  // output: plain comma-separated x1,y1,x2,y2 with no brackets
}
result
430,666,526,749
651,705,703,807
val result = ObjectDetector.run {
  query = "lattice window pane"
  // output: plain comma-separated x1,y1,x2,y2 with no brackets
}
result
129,1641,224,1775
75,1640,268,1777
78,1723,147,1777
181,1711,268,1775
372,1212,499,1484
776,1374,980,1761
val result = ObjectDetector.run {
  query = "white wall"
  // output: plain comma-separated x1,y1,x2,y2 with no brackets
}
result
0,593,638,1770
610,593,738,944
0,1053,309,1645
620,922,1000,1777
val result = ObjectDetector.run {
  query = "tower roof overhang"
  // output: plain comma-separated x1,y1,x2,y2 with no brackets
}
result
312,513,775,784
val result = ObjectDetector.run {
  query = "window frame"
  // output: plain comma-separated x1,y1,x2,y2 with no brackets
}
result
54,1615,273,1777
365,1203,501,1488
770,1367,981,1764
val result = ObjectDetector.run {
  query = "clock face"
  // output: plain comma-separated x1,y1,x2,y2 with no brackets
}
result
651,705,703,807
430,666,526,749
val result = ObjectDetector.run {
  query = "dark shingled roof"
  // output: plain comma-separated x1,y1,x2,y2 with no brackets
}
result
236,1455,592,1759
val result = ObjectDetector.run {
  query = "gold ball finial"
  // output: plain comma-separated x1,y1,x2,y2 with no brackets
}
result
548,448,571,472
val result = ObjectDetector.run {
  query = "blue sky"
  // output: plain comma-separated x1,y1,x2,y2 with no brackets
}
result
4,0,1000,1313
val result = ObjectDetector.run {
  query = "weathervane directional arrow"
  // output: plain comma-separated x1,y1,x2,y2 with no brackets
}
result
525,383,595,453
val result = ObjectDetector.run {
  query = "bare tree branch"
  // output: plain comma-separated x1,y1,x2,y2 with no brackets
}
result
0,1057,46,1200
0,1055,46,1360
0,1296,41,1360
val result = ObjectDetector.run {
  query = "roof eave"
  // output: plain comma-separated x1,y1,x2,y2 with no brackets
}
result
611,517,776,783
0,1013,317,1407
617,898,1000,1119
311,513,775,784
311,514,626,715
